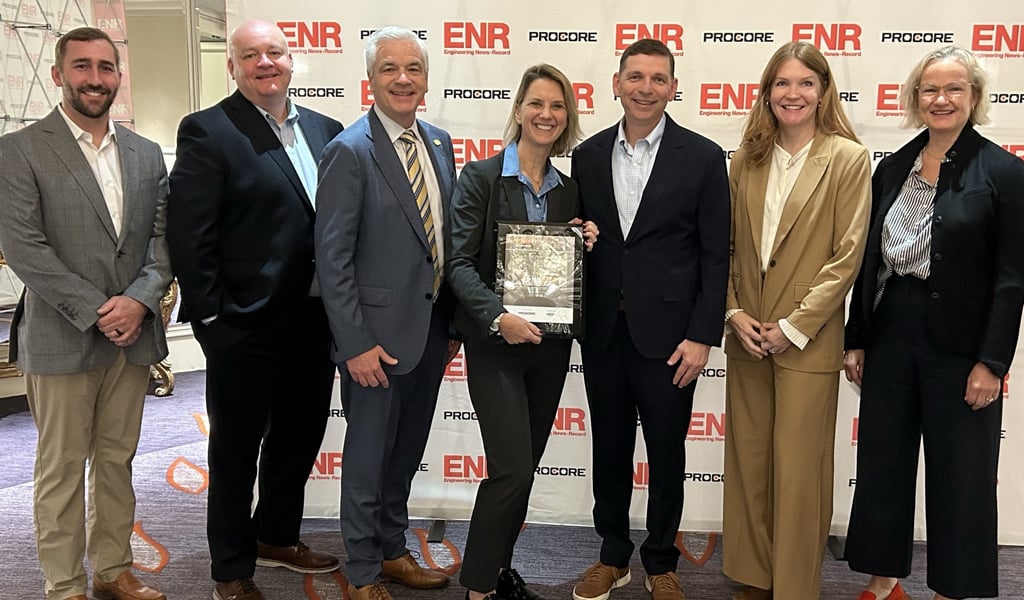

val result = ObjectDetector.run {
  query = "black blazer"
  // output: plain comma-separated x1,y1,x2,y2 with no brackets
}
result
167,91,344,328
447,148,580,342
571,115,730,357
845,124,1024,377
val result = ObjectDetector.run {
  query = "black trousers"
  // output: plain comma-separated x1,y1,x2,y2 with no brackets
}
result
459,337,572,592
581,312,696,575
846,276,1002,599
194,298,336,582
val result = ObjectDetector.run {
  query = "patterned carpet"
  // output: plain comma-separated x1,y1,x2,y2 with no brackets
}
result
0,370,1021,599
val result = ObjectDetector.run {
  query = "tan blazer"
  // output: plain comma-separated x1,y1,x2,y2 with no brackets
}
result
725,133,871,373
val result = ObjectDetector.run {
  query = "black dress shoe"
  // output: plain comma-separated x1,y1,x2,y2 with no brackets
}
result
497,569,546,600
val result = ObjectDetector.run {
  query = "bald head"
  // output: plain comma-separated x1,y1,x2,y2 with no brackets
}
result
227,19,293,119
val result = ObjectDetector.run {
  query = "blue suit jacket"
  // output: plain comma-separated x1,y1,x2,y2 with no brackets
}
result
315,108,456,374
572,115,730,357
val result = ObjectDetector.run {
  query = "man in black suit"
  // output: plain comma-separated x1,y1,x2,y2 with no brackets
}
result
570,39,729,600
167,19,343,600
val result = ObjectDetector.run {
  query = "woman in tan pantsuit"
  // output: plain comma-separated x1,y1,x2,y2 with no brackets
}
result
721,41,871,600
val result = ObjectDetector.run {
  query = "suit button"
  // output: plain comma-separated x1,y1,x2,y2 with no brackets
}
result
930,292,940,299
424,293,432,300
769,259,777,267
934,216,943,225
933,252,942,261
622,249,629,255
426,256,432,264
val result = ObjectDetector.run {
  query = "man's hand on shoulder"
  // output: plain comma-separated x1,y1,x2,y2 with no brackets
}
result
96,295,147,347
346,345,399,388
667,339,710,388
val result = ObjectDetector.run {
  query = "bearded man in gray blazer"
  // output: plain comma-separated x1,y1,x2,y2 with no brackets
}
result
315,25,459,600
0,27,170,600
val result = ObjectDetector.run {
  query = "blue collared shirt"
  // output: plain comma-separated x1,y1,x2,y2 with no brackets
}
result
256,101,319,207
612,114,666,237
502,141,562,222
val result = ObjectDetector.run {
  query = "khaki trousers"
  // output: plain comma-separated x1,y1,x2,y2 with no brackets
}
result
722,356,839,599
26,351,149,600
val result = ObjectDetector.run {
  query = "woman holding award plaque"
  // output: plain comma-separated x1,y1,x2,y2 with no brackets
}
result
447,63,597,600
721,41,871,599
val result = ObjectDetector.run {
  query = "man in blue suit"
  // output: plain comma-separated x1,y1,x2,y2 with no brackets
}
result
315,25,459,600
570,39,730,600
168,19,343,600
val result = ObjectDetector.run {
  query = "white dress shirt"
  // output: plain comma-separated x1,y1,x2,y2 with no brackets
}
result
612,114,665,238
57,104,123,236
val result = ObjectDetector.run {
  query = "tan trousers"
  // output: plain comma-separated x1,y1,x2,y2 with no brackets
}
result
26,351,149,600
721,356,839,599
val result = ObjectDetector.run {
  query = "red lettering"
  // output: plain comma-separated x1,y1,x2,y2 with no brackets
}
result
553,407,586,432
444,351,466,378
699,83,759,110
279,21,341,48
876,84,903,111
573,82,595,110
313,451,344,475
452,138,503,167
615,23,684,51
444,22,509,49
792,23,861,50
443,455,488,478
633,462,649,485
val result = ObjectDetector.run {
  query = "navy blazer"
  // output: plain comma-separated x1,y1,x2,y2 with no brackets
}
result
845,124,1024,377
315,109,457,373
447,147,581,341
572,115,730,357
167,91,343,328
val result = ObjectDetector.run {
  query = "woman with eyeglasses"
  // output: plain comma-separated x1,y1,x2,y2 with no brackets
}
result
843,45,1024,600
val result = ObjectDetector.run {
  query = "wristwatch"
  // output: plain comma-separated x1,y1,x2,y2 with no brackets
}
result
489,312,504,333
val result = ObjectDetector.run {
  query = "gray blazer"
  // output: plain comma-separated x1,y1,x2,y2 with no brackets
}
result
0,108,172,375
315,109,456,374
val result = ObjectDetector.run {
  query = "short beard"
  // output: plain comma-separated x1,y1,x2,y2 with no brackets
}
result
64,83,117,119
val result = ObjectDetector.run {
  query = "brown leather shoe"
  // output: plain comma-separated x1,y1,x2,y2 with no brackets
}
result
573,562,631,600
256,540,339,573
733,585,772,600
213,578,264,600
92,570,166,600
347,582,394,600
381,552,449,589
644,573,686,600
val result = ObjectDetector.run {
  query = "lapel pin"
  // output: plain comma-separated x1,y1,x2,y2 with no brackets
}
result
433,138,441,146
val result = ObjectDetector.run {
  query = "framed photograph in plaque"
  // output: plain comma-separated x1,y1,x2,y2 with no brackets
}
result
494,221,584,338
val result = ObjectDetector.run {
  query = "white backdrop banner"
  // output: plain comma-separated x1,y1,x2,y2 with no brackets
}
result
221,0,1024,544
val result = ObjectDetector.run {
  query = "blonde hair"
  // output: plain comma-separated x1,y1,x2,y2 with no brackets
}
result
900,45,990,128
739,41,859,165
503,64,583,157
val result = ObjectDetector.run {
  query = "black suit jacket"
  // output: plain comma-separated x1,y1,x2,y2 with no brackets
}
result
845,124,1024,377
572,115,730,357
167,91,344,328
447,147,581,342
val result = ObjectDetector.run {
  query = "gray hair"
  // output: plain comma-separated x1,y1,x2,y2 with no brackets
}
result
364,26,429,73
901,45,991,128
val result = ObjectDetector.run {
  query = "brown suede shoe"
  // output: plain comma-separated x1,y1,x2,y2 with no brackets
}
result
381,552,449,589
348,582,394,600
92,570,165,600
573,562,631,600
644,573,686,600
256,541,339,573
213,578,264,600
733,585,772,600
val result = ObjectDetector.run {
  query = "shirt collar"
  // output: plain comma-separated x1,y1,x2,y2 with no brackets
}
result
771,138,813,167
501,141,563,189
256,99,299,128
615,113,666,151
374,104,419,144
57,103,116,145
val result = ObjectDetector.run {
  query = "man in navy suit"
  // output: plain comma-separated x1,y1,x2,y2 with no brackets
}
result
315,26,459,600
570,39,730,600
167,19,343,600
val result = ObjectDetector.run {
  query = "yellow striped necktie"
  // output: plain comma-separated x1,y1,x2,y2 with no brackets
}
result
399,130,441,299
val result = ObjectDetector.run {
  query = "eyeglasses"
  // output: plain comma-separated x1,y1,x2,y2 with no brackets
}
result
916,82,973,101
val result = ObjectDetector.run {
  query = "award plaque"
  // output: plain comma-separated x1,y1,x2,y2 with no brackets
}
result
494,221,584,338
